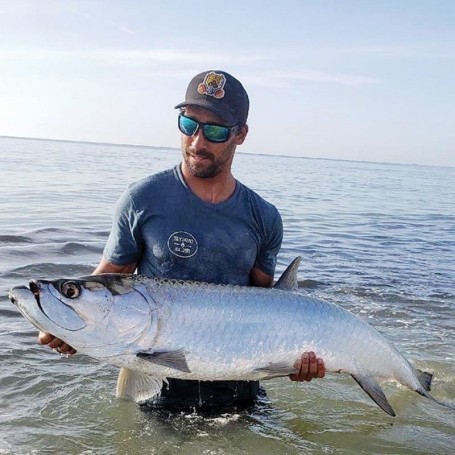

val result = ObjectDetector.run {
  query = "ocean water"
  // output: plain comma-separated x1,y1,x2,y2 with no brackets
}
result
0,136,454,454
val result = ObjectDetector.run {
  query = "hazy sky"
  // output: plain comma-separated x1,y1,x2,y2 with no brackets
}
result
1,1,454,166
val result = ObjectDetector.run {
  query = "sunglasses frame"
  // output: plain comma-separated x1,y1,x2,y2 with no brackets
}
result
178,114,239,143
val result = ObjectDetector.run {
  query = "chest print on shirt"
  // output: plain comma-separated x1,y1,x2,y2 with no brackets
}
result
167,231,198,258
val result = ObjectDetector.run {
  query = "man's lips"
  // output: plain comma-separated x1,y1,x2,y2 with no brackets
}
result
189,151,213,162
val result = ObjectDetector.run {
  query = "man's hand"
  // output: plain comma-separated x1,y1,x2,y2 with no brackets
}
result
290,351,325,381
38,331,77,355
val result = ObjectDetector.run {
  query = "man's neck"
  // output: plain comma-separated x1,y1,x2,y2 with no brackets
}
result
181,165,237,204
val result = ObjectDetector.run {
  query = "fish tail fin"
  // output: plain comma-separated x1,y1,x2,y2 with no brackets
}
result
414,369,455,412
351,374,396,417
416,369,433,392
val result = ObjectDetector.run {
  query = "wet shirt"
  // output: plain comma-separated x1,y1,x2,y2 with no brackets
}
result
103,165,282,284
103,164,283,409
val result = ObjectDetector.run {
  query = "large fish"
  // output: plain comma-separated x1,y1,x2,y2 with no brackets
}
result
8,258,453,416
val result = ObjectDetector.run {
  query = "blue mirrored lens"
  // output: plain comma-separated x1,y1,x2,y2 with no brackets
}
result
203,124,229,142
179,115,198,136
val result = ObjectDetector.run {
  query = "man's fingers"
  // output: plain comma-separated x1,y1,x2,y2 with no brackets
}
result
317,358,326,378
291,353,310,381
57,343,77,355
308,352,318,376
37,332,77,355
38,331,54,345
297,353,309,380
289,356,302,381
48,337,63,349
58,343,71,353
301,353,313,381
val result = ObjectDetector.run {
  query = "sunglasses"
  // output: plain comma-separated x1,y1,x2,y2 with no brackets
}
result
178,114,239,143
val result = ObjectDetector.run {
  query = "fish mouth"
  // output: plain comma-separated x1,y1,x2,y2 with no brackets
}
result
9,284,48,333
30,280,42,307
9,281,43,311
8,287,22,305
10,281,86,331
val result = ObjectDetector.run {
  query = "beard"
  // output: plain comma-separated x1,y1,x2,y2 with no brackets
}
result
182,145,234,179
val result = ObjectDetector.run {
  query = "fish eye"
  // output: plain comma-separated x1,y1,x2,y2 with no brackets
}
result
61,282,81,299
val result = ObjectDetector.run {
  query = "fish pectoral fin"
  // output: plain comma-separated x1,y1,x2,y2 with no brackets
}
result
253,362,296,379
137,348,191,373
351,373,396,417
116,367,163,403
273,256,301,291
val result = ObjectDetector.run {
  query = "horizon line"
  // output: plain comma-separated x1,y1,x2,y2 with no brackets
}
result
0,134,451,170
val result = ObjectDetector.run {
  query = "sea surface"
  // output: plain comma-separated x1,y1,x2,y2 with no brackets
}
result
0,136,454,454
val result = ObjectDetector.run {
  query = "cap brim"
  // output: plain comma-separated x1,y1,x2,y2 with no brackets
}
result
174,101,234,125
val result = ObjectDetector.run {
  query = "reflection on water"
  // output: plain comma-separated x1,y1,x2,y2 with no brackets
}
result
0,137,454,454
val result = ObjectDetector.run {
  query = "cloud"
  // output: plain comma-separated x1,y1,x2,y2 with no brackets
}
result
243,69,380,87
0,46,266,68
117,26,135,35
0,46,378,87
60,1,135,36
306,43,455,60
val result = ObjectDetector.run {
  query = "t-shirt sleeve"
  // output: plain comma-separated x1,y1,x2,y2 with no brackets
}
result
255,210,283,277
102,187,143,266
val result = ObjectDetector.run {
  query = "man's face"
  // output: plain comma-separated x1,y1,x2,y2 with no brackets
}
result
180,106,247,179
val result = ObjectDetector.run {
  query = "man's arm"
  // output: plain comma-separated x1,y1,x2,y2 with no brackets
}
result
250,266,274,287
93,258,137,275
38,259,137,354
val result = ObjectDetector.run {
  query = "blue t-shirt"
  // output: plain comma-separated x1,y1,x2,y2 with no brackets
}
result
103,165,283,285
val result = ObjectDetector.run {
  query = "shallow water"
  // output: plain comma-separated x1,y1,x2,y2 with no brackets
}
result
0,137,454,454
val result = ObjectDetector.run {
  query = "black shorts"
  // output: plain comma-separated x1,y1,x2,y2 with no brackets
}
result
142,378,265,412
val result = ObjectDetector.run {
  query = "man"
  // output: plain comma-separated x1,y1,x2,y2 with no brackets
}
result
39,70,325,409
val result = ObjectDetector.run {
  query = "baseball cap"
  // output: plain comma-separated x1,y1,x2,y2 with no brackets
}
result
175,70,249,126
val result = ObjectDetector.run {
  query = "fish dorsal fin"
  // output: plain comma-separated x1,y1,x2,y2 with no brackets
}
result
274,256,301,291
116,367,163,403
351,373,396,417
137,348,191,373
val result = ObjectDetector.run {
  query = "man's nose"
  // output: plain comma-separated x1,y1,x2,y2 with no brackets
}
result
190,127,208,147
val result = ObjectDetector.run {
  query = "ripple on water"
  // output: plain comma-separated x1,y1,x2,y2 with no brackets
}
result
3,263,94,280
0,234,33,244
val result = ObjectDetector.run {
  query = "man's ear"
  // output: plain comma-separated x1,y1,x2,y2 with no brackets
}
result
234,124,248,145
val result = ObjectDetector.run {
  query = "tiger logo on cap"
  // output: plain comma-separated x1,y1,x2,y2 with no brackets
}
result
197,72,226,99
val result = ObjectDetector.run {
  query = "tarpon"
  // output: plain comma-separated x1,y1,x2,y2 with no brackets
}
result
8,257,454,416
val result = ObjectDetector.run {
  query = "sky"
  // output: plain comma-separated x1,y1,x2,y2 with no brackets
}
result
1,0,454,167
